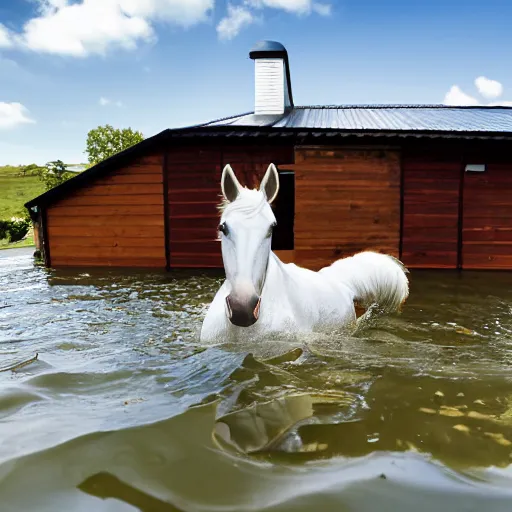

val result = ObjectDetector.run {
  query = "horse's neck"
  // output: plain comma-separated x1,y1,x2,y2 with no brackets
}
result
262,251,288,298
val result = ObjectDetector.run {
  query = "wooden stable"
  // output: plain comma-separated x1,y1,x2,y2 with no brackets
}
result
26,40,512,271
25,133,512,271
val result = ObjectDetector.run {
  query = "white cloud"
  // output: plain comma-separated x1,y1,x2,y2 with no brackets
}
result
217,0,331,39
118,0,214,26
475,76,503,99
36,0,69,15
99,97,123,107
19,4,151,56
443,85,479,106
312,3,331,15
248,0,310,13
488,100,512,107
444,78,512,107
217,4,255,40
0,23,13,48
0,102,35,129
1,0,331,53
247,0,331,15
11,0,214,57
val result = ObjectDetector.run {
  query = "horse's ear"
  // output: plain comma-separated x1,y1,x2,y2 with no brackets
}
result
221,164,242,203
260,163,279,204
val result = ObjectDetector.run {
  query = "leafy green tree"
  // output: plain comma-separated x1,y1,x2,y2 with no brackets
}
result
0,215,31,243
5,216,31,242
37,160,75,191
85,124,144,165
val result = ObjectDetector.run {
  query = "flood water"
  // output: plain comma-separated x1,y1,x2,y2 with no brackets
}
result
2,247,512,511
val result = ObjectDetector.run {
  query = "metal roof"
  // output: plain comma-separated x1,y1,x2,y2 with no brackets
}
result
24,105,512,210
202,105,512,133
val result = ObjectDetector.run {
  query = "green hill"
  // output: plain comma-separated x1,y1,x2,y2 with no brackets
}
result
0,164,88,250
0,165,45,220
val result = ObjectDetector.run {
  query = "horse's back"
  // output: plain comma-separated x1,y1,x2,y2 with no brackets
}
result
271,254,356,327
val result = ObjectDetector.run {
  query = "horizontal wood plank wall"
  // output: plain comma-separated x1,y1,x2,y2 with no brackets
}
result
292,147,401,270
166,143,294,268
46,153,166,267
167,147,222,268
463,161,512,269
222,144,295,189
402,149,460,269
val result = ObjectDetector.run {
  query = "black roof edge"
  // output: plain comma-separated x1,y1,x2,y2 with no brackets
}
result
23,118,259,209
24,120,512,210
24,128,171,210
170,124,512,138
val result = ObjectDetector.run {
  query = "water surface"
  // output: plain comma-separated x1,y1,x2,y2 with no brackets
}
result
2,248,512,511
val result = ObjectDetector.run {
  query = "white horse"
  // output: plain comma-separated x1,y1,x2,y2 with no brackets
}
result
199,163,409,343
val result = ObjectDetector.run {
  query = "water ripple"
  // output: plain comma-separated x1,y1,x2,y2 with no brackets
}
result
2,249,512,510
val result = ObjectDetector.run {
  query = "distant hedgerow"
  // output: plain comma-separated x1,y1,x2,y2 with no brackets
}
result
0,216,31,243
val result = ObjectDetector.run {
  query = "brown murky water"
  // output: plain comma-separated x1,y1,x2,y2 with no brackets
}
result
2,247,512,511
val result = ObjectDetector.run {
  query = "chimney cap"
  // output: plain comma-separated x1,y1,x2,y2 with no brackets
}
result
249,40,288,60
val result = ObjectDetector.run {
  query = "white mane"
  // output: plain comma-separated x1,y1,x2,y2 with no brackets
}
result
218,188,269,220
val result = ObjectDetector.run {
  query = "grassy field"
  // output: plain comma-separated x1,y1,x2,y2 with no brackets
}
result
0,164,86,250
0,165,45,219
0,233,35,250
0,165,43,250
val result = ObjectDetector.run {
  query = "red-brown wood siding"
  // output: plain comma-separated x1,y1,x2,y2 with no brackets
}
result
463,161,512,269
46,153,166,267
166,143,294,268
167,147,223,268
37,137,512,272
289,146,401,270
402,150,460,269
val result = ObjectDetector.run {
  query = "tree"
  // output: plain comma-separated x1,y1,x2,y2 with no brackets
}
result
85,124,144,165
37,160,75,191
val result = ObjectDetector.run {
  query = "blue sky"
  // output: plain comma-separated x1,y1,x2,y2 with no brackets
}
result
1,0,512,165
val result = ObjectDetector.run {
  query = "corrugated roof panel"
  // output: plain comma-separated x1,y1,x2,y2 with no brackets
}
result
206,106,512,133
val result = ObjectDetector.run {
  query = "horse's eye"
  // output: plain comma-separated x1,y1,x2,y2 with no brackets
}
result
218,222,228,236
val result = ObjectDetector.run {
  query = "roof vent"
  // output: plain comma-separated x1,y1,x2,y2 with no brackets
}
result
249,41,294,116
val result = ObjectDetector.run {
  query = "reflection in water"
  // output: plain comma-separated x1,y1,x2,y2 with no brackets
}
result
214,389,354,454
2,249,512,510
212,352,512,471
79,472,185,511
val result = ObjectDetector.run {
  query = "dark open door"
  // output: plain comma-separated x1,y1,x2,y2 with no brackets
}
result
271,170,295,251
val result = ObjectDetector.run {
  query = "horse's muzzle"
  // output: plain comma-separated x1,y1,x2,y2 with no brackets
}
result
226,295,261,327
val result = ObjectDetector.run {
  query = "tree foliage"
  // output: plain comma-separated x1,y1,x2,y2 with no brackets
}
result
37,160,75,191
85,124,144,165
0,216,31,243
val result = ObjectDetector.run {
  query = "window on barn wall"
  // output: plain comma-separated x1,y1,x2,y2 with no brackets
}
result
271,171,295,250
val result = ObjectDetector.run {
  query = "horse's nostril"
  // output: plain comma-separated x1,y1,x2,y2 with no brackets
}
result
253,297,261,320
226,294,260,327
225,296,233,319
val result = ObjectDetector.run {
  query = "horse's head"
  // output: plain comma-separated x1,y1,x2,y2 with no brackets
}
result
218,163,280,327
